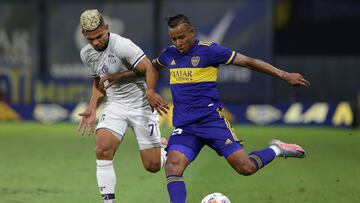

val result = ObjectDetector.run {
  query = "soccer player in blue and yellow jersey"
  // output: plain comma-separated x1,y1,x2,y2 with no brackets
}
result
152,14,311,203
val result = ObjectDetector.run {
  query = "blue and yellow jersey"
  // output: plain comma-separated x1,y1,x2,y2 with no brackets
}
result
157,40,236,127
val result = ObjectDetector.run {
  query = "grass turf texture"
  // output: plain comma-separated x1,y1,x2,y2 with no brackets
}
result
0,122,359,203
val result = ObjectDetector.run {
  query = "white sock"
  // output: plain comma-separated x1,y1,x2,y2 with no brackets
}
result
96,160,116,203
160,147,167,168
270,146,281,156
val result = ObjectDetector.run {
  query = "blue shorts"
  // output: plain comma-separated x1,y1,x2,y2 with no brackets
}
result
167,108,243,162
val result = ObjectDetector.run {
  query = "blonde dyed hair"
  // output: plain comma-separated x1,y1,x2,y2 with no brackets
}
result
80,9,104,31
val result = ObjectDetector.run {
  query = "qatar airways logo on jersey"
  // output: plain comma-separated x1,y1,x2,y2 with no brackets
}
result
171,69,193,82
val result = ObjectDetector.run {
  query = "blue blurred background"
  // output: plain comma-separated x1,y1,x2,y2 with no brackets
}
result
0,0,359,127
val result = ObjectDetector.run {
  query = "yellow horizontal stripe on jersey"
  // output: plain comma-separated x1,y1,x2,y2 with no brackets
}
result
170,66,218,84
225,51,236,65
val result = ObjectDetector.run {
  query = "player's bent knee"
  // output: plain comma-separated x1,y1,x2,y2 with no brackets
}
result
144,164,161,173
165,159,184,175
140,148,162,173
165,162,178,175
95,147,114,160
164,151,188,175
143,160,161,173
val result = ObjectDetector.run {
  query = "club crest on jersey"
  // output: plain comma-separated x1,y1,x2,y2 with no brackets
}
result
191,56,200,67
101,64,109,75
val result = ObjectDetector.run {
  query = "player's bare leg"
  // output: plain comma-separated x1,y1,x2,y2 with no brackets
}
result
139,137,168,172
226,149,257,176
95,128,121,203
227,139,305,177
140,147,162,172
227,147,278,176
165,150,190,203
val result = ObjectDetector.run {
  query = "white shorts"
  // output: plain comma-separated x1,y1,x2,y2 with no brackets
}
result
96,102,161,150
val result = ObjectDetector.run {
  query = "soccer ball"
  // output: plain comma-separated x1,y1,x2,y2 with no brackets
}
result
201,192,231,203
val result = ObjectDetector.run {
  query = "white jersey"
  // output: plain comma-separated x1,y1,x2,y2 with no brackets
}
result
80,33,149,109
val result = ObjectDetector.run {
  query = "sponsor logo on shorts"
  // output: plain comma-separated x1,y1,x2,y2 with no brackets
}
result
171,128,183,135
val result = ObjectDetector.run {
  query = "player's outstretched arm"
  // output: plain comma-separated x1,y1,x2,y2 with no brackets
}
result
77,77,105,135
98,70,138,89
135,57,169,116
232,53,310,87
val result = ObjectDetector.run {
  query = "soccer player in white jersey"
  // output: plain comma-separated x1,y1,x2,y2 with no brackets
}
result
77,9,169,203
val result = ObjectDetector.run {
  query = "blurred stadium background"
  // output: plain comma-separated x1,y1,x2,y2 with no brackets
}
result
0,0,360,203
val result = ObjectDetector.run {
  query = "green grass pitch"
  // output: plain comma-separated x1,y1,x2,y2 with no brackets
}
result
0,122,360,203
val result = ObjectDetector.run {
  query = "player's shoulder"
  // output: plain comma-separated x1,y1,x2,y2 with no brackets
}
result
109,33,131,43
157,46,177,60
197,40,215,47
109,33,132,47
80,44,94,60
109,32,142,56
162,45,178,54
196,40,221,51
196,40,229,55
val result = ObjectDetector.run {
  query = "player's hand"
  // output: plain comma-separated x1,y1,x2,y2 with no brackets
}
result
146,89,169,116
77,108,96,136
99,74,117,89
282,72,310,87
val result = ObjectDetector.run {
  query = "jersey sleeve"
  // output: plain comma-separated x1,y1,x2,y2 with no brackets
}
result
80,47,98,77
112,38,145,69
156,48,169,68
207,43,236,65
